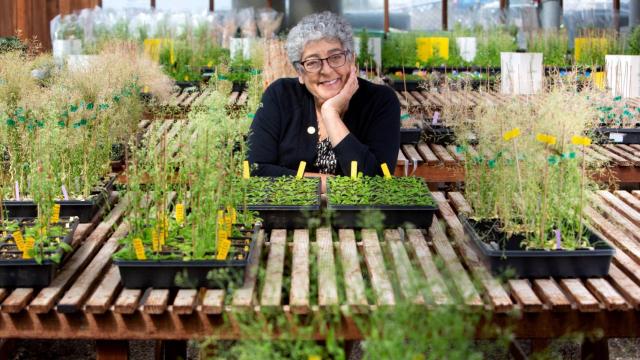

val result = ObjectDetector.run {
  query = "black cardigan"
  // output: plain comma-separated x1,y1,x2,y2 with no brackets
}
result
247,77,400,176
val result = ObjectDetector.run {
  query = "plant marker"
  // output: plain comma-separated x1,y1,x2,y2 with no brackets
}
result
50,204,61,224
151,229,160,252
216,237,231,260
308,356,321,360
296,161,306,179
14,181,19,201
535,133,557,145
12,231,25,252
225,212,232,234
61,185,69,200
143,85,149,93
502,127,521,141
380,163,392,179
23,237,35,259
351,161,358,180
230,207,237,224
243,161,250,179
503,128,524,209
432,111,440,125
554,229,561,250
175,203,185,225
133,238,146,260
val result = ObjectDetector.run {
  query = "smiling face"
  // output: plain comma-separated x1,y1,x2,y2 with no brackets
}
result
297,38,353,106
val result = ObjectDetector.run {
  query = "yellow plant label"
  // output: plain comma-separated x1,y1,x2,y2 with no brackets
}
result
230,207,237,224
207,60,213,67
536,133,557,145
503,127,521,141
308,356,322,360
351,161,358,179
175,203,185,225
225,213,232,234
23,237,35,259
593,71,605,89
151,229,160,252
50,204,61,224
243,160,250,179
380,163,392,179
416,37,449,62
133,238,146,260
217,210,224,228
143,85,150,93
571,135,592,146
296,161,306,179
216,238,231,260
12,231,25,252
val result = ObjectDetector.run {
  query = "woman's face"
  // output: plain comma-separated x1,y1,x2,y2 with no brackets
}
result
297,38,353,105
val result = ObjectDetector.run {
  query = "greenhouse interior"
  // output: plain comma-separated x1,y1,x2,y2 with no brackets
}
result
4,0,640,359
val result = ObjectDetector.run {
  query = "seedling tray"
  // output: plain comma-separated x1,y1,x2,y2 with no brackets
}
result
460,215,615,278
114,224,260,288
423,124,456,145
2,176,115,222
400,127,422,144
389,78,422,92
0,217,79,287
327,203,437,229
595,128,640,144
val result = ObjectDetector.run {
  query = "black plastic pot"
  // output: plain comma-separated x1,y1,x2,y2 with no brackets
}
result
0,217,79,287
231,81,247,93
2,176,115,222
114,224,260,288
400,127,422,144
423,124,456,145
595,128,640,144
460,215,615,278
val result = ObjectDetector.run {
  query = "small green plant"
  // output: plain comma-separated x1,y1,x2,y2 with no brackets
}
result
627,26,640,55
327,176,434,206
527,30,569,67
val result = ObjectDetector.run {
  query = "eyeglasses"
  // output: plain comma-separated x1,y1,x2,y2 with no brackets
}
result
295,51,350,73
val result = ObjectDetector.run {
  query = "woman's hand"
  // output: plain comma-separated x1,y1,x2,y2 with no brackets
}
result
320,64,359,117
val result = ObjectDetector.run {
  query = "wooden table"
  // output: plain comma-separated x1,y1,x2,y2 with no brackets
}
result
1,190,639,359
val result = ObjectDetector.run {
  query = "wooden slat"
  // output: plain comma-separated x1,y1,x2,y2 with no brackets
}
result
114,289,142,314
592,145,631,166
231,230,265,309
395,91,409,109
508,280,544,312
289,229,310,314
172,290,198,315
416,142,439,165
201,290,225,314
431,144,456,165
532,279,572,311
585,278,629,311
361,229,395,306
337,230,368,312
583,147,610,163
385,230,424,304
608,264,640,309
56,222,130,313
447,145,465,163
402,91,421,107
1,289,34,313
402,144,424,164
316,227,339,307
604,144,640,165
29,195,129,313
559,279,600,312
615,190,640,213
143,289,170,314
448,192,473,215
405,229,450,306
260,229,286,308
236,91,249,107
597,190,640,225
584,206,640,264
397,149,407,166
590,196,640,243
84,265,122,314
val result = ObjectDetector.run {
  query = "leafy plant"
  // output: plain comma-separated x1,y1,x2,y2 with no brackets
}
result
527,30,569,67
327,176,434,206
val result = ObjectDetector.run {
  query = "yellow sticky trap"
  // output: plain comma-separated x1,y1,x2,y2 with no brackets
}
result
151,230,160,252
381,163,392,179
50,204,61,224
574,37,608,62
351,161,358,179
243,161,250,179
23,237,35,259
503,128,521,141
133,238,146,260
175,203,185,225
571,135,592,146
296,161,306,179
216,238,231,260
416,37,449,62
536,133,557,145
12,231,25,252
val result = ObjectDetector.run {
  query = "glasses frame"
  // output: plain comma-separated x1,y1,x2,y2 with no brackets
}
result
295,50,351,73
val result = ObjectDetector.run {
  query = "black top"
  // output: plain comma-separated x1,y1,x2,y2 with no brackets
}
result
247,77,400,176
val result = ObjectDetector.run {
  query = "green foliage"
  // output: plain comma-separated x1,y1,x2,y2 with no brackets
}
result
327,176,434,206
244,177,319,206
627,26,640,55
0,37,27,55
527,30,569,67
475,27,517,68
382,32,419,69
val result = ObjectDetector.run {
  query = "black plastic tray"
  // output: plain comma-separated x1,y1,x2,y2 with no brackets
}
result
460,215,615,278
388,78,422,92
595,128,640,144
400,127,422,144
423,124,456,145
114,224,260,288
2,176,115,222
0,217,79,287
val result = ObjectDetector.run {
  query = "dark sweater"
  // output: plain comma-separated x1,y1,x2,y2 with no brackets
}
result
247,77,400,176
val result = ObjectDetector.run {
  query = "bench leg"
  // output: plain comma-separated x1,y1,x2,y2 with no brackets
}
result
0,339,16,360
508,340,528,360
96,340,129,360
156,340,187,360
581,337,609,360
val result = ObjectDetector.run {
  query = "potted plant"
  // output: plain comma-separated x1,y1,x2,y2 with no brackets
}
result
592,95,640,144
451,88,614,278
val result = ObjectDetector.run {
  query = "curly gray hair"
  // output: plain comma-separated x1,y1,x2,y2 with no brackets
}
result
285,11,354,69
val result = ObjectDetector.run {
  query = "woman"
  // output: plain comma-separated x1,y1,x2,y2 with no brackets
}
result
248,11,400,182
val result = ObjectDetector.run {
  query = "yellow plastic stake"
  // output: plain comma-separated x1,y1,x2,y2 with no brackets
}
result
207,60,213,67
380,163,392,179
50,204,61,224
230,207,237,224
23,237,35,259
225,213,232,235
151,229,160,252
12,231,25,252
143,85,150,93
175,203,185,225
243,161,250,179
536,133,557,146
351,161,358,179
217,210,224,228
571,135,592,146
296,161,307,179
308,356,322,360
216,238,231,260
133,238,146,260
503,127,521,141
